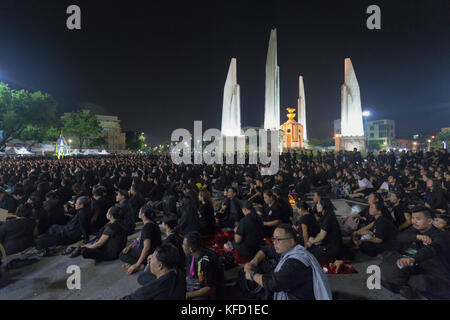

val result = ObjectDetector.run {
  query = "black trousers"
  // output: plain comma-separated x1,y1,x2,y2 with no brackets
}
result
119,246,144,265
81,248,115,262
309,245,342,265
360,241,387,257
381,251,450,299
35,225,79,250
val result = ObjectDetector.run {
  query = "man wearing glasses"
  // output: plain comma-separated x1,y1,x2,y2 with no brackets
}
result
244,224,332,300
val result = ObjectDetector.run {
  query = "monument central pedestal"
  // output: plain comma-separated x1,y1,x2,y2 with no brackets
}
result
335,136,366,152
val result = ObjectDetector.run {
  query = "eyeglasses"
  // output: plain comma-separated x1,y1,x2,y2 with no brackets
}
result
271,237,293,243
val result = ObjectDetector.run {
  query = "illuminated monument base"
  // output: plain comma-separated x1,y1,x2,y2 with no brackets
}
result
335,136,365,152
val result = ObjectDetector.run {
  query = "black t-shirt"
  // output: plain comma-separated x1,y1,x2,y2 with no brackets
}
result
389,204,408,229
236,212,265,252
139,221,162,254
318,212,342,249
185,248,221,292
372,216,398,247
299,213,320,239
102,221,128,258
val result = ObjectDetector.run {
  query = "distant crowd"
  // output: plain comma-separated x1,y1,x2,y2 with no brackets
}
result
0,147,449,300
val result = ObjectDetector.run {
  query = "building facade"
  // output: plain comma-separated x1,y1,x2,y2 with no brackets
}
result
366,119,395,148
96,115,126,153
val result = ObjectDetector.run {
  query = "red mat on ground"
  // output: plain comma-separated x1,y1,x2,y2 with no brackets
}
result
202,231,250,264
321,261,357,274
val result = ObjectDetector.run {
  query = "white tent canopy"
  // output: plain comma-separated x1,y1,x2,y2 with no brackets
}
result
5,147,32,155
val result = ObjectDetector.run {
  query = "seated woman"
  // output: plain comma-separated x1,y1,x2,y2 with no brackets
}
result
352,202,398,257
232,200,265,259
120,204,161,274
386,192,411,232
70,206,127,261
307,198,344,265
294,201,320,247
351,172,374,198
0,203,36,256
27,195,50,236
197,190,216,235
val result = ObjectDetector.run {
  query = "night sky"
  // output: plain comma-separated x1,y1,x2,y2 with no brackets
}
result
0,0,449,145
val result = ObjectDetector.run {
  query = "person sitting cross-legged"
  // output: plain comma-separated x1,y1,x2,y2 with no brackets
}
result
35,196,91,254
380,206,450,299
352,201,399,257
70,206,127,262
121,243,186,300
120,204,161,274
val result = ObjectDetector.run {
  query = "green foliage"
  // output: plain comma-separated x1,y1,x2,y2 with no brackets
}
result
89,136,107,148
126,131,146,151
0,82,57,151
431,130,450,150
308,138,334,147
61,110,102,151
367,140,386,152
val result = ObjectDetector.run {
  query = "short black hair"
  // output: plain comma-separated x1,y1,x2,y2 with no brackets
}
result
372,201,384,213
412,206,434,219
155,243,181,270
108,206,123,220
139,203,155,219
77,196,91,208
184,231,203,252
436,214,450,226
275,224,298,243
16,203,33,218
296,201,309,211
162,213,178,229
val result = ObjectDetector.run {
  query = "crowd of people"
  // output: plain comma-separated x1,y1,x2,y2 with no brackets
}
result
0,147,449,300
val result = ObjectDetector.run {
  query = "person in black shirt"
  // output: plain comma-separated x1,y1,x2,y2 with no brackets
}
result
294,201,320,247
72,206,127,261
386,192,411,231
198,190,216,235
294,171,310,195
120,204,161,274
115,189,135,236
183,232,222,300
425,179,448,212
0,203,35,255
273,188,293,224
233,200,265,259
128,184,146,220
122,243,186,300
244,224,331,300
354,202,398,257
381,207,450,299
35,196,91,251
257,190,283,238
433,214,450,233
178,196,201,236
90,186,110,234
307,198,343,265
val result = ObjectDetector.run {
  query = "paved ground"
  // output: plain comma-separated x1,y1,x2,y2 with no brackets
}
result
0,198,411,300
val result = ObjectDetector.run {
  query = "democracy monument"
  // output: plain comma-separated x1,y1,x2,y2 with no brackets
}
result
220,28,366,152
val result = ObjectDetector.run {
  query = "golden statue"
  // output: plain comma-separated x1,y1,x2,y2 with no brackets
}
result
286,108,296,121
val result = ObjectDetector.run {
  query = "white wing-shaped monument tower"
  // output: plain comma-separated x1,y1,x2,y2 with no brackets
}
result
264,28,280,131
336,58,366,151
298,76,308,145
221,58,241,137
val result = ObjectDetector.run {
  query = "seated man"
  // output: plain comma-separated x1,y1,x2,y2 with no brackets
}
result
232,201,265,259
352,202,398,257
381,206,450,299
35,196,91,253
0,203,36,255
120,204,161,274
244,224,332,300
183,231,222,300
121,244,186,300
